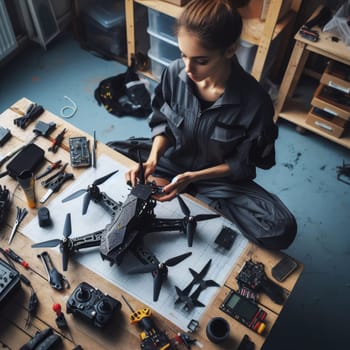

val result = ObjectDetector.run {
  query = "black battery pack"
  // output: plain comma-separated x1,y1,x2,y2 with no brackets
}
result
0,127,11,146
1,143,45,179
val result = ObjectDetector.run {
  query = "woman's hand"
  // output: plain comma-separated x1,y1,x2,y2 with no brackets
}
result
125,160,157,187
155,172,193,202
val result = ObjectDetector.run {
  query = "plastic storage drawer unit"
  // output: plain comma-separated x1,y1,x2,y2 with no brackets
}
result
148,50,172,81
147,28,181,63
147,8,177,41
82,0,126,57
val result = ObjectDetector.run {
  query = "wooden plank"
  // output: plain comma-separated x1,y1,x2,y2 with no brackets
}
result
274,39,310,121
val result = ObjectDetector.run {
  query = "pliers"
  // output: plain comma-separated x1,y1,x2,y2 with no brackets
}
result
48,128,66,153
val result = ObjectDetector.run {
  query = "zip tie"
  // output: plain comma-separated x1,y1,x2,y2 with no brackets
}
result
60,96,77,119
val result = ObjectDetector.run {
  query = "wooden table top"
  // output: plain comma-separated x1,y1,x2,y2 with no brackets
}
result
0,98,303,350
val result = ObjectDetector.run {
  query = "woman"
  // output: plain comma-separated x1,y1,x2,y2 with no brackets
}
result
126,0,296,250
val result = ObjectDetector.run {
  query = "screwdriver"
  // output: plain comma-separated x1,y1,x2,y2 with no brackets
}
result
4,248,30,270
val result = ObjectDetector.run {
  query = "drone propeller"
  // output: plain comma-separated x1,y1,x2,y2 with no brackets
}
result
175,285,205,310
62,170,118,214
31,213,73,271
176,195,220,247
128,251,192,301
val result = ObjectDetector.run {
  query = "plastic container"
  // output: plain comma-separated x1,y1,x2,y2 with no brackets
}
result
81,0,126,57
148,50,172,81
147,28,181,63
147,8,177,41
236,40,257,73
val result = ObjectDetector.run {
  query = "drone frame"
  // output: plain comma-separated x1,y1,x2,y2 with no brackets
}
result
32,158,219,301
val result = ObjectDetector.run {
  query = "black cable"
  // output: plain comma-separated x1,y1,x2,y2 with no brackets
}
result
13,103,44,129
0,248,39,327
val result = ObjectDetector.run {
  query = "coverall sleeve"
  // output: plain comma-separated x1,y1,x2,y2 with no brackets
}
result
225,95,277,181
148,69,176,146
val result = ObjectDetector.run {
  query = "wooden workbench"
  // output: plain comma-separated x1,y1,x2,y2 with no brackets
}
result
0,98,302,349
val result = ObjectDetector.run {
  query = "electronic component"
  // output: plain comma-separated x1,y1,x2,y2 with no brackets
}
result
271,256,298,282
236,259,285,305
38,207,52,227
0,258,21,305
220,289,267,334
0,126,11,146
67,282,121,328
214,225,237,249
69,136,91,167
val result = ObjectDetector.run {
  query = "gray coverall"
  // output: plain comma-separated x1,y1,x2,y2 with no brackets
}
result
149,58,297,250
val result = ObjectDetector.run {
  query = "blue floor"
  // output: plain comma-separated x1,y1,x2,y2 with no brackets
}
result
1,31,349,350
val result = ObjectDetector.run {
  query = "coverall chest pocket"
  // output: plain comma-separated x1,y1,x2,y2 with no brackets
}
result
160,103,184,148
211,122,247,148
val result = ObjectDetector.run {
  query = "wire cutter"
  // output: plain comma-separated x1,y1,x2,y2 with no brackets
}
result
48,128,66,153
8,206,28,244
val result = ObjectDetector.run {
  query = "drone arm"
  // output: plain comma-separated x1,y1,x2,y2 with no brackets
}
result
99,192,122,216
149,218,185,233
71,230,104,250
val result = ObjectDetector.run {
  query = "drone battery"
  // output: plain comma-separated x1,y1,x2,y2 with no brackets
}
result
0,127,11,146
38,207,52,227
215,226,237,250
3,143,45,179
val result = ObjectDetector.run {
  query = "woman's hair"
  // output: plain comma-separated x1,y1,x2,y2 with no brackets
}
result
175,0,249,51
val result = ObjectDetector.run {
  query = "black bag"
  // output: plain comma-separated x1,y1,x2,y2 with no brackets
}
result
107,137,152,162
0,143,45,179
94,60,152,118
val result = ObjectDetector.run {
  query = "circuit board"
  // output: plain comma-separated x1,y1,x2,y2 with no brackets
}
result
69,136,91,167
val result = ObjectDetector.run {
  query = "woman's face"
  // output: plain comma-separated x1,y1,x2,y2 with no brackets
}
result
177,29,232,83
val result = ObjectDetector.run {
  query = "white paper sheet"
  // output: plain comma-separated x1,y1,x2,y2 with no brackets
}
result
23,154,248,330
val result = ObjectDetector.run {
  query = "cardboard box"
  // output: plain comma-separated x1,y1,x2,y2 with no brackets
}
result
311,84,350,121
306,107,348,138
161,0,190,6
321,61,350,94
238,0,292,20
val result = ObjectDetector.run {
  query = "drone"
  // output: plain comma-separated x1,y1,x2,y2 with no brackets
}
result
32,155,220,301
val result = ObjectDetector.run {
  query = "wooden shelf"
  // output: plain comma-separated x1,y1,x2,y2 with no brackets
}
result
134,0,183,17
241,10,297,45
275,6,350,149
279,100,350,148
127,0,303,82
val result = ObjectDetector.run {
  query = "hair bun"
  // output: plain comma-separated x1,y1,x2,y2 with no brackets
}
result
230,0,251,9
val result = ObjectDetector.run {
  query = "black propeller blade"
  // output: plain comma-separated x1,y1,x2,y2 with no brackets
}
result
31,238,61,248
31,213,73,272
175,286,205,311
62,213,72,271
61,170,118,214
128,251,192,301
177,195,220,247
